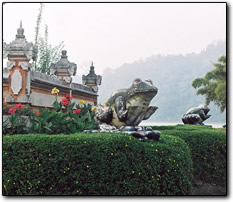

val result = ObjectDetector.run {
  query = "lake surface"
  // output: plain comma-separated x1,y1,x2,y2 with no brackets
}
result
139,121,225,128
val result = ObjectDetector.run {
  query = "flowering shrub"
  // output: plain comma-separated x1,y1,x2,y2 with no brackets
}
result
65,93,72,101
74,109,81,114
51,87,60,95
3,88,97,135
15,103,22,109
8,108,16,114
30,90,97,134
61,98,70,107
80,100,85,104
92,106,97,112
3,104,27,135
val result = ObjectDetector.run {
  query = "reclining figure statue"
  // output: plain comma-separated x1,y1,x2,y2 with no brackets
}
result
182,104,211,125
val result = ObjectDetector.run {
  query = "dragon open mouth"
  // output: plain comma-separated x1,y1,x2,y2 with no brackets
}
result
204,109,210,116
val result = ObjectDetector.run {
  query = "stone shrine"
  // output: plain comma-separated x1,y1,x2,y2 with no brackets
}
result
82,62,102,92
50,50,77,85
3,22,102,112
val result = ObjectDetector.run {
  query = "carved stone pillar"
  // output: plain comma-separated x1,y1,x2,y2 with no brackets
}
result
3,21,37,104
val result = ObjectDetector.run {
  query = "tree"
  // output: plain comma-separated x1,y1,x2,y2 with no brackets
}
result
192,55,226,112
33,3,64,74
34,3,43,49
36,25,64,75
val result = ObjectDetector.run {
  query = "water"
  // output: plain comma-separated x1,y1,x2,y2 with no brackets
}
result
139,121,225,128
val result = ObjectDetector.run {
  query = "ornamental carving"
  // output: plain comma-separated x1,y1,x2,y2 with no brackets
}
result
82,62,102,88
11,70,23,95
3,21,38,61
50,50,77,77
19,61,32,71
7,61,16,70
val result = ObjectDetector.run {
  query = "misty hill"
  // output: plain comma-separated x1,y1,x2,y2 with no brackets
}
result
98,40,226,124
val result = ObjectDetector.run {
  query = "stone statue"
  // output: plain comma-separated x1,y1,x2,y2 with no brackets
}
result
95,78,158,129
182,104,211,125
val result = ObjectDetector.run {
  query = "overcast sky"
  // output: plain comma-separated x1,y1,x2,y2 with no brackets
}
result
3,2,226,75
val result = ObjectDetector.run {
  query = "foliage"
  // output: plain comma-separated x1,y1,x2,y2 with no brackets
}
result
151,124,226,186
192,56,226,112
3,88,97,135
3,104,30,135
33,3,64,74
30,108,57,134
30,94,97,134
34,3,43,48
3,110,25,135
36,25,64,75
98,40,226,123
3,133,193,195
72,103,97,132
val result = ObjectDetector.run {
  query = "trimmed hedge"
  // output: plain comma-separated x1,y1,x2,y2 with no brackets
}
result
152,125,226,186
3,133,193,195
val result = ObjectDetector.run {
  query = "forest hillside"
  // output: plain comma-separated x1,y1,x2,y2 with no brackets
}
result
98,40,226,124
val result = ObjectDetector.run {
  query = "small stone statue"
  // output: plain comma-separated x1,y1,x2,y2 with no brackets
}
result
95,78,158,129
182,104,211,125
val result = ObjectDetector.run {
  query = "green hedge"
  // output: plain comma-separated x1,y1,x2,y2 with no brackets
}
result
3,133,193,195
152,125,226,186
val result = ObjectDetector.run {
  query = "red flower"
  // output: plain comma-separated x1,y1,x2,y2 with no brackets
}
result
65,93,72,101
15,103,22,109
61,98,70,106
8,108,16,114
74,109,81,114
36,112,40,116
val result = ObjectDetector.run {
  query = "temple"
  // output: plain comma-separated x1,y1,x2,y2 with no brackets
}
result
3,22,102,113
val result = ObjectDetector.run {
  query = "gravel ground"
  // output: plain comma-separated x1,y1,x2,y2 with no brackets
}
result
193,183,226,195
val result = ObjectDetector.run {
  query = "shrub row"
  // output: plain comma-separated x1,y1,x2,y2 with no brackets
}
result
152,125,226,186
3,133,193,195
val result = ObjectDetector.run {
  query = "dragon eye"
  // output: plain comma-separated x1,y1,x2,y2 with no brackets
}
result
146,79,153,85
133,78,142,85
